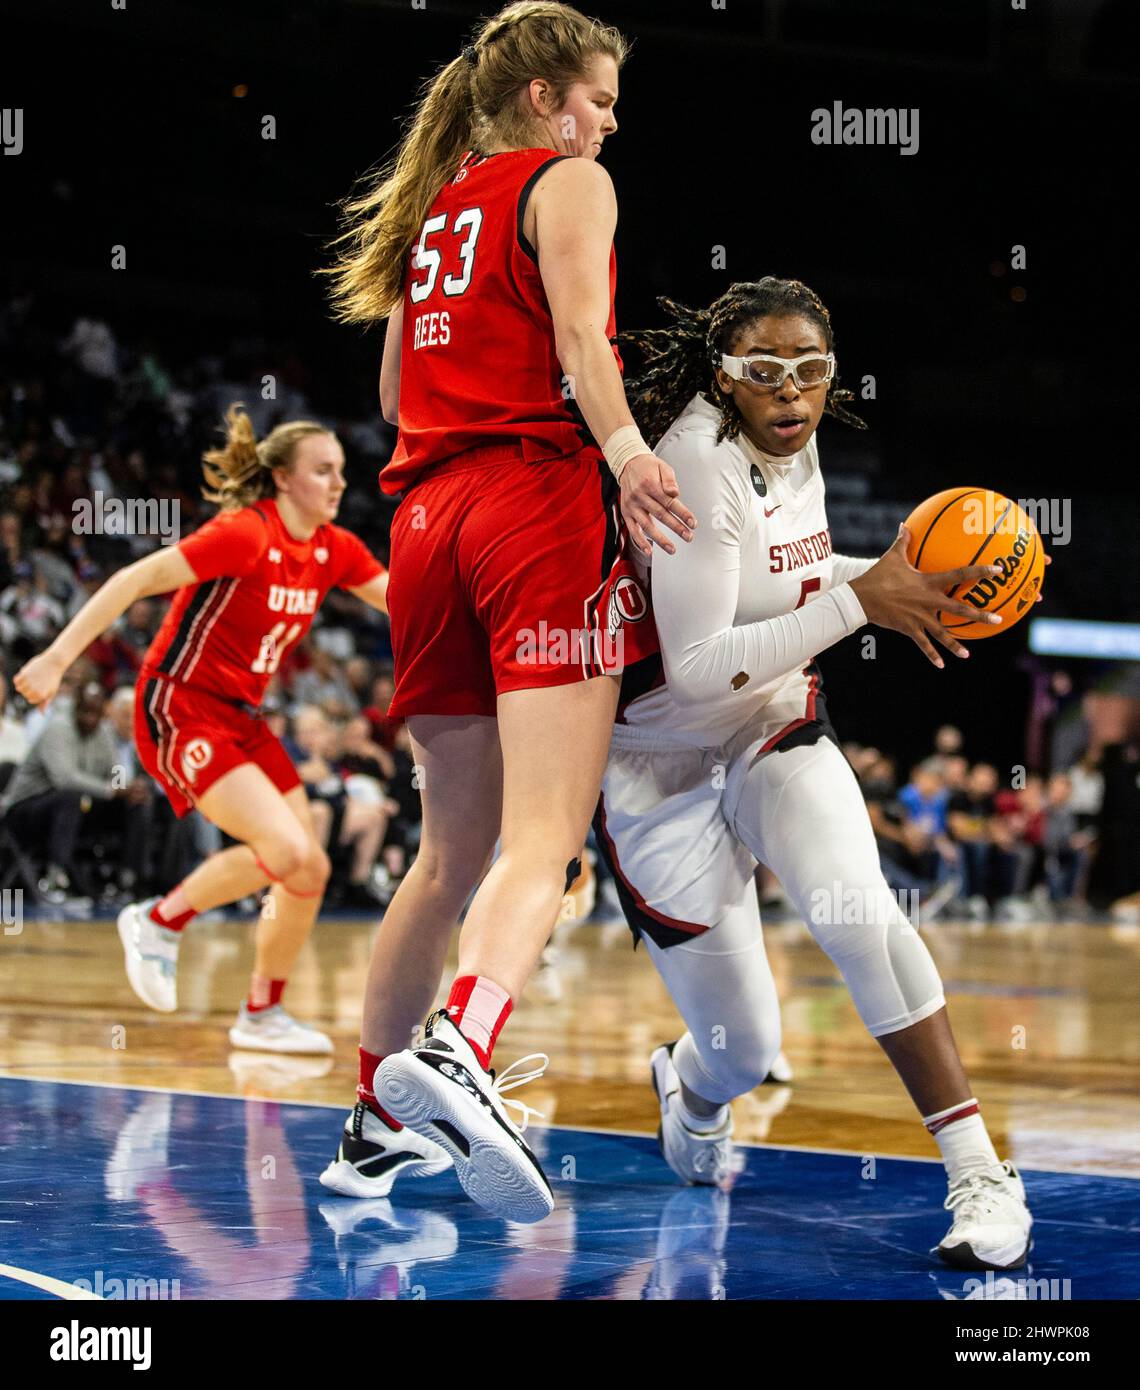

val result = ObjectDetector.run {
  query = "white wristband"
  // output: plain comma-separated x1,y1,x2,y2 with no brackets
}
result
602,425,650,483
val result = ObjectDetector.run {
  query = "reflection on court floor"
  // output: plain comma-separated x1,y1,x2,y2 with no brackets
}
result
1,1077,1136,1301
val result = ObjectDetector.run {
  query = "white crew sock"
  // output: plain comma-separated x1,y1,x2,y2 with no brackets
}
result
923,1097,1001,1182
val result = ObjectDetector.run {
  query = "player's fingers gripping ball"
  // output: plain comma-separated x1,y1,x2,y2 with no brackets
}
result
904,487,1047,639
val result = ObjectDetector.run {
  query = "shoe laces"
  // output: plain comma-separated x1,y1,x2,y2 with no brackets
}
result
490,1053,549,1133
691,1139,732,1178
944,1162,1017,1220
248,1004,289,1026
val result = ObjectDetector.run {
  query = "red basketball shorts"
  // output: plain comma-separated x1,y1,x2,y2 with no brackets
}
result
385,442,657,719
135,674,302,818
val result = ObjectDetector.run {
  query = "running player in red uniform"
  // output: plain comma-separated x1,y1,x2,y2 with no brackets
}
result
14,407,391,1054
317,2,696,1220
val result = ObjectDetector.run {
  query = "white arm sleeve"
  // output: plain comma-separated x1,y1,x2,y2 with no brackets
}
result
650,437,867,709
830,552,877,585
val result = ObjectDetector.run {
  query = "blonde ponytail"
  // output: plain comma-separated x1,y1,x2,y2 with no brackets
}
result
322,2,629,325
201,405,331,512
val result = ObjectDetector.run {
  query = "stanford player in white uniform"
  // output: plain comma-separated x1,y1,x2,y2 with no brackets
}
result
596,278,1034,1271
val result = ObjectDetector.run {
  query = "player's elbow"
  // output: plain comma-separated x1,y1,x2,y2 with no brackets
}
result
552,321,610,380
380,389,399,427
666,664,715,709
104,560,150,606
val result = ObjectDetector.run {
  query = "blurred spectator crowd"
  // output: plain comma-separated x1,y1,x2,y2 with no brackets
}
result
0,294,419,915
1,293,1136,927
846,721,1140,924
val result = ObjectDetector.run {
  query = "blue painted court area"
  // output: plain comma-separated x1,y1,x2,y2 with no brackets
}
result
1,1077,1135,1301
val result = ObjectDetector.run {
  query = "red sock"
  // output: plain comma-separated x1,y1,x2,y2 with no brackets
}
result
149,885,197,933
445,975,513,1070
357,1046,403,1130
246,977,286,1014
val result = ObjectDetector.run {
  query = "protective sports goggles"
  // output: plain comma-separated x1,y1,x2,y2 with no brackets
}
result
718,351,836,390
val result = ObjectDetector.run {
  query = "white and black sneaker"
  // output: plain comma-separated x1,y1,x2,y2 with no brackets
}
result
375,1009,554,1224
651,1041,738,1187
319,1101,452,1199
937,1161,1033,1271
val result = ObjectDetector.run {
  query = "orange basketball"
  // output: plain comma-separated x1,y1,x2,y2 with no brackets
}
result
903,487,1046,639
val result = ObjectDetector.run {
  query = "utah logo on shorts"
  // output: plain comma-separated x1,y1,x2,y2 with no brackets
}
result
181,738,214,785
607,575,648,636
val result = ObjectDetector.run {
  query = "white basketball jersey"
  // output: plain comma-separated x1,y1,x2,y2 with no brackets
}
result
618,392,867,748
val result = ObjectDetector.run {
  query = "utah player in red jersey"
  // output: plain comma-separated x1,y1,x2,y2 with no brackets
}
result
14,407,396,1058
317,2,697,1219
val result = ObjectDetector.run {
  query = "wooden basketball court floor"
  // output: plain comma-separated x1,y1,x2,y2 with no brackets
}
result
2,907,1138,1299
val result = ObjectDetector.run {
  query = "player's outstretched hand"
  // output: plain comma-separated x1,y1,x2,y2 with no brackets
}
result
13,651,66,707
620,453,697,558
850,524,1003,669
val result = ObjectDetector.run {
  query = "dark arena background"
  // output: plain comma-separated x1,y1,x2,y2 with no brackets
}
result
1,0,1138,1343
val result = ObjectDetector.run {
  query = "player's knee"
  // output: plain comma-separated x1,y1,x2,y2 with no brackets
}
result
685,1015,782,1101
801,873,900,955
803,880,944,1031
257,830,310,883
718,1018,782,1096
413,843,487,906
305,844,332,887
497,836,580,891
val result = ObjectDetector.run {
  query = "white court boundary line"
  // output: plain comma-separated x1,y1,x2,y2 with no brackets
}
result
3,1069,1138,1182
0,1263,103,1300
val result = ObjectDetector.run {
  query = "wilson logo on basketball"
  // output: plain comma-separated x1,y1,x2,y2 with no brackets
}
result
905,487,1046,639
181,738,214,784
610,576,648,624
961,528,1032,609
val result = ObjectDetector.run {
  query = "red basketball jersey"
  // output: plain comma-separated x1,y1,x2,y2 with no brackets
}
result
140,497,384,707
381,147,622,496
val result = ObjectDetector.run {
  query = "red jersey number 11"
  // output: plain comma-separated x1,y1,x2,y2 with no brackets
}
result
251,621,304,675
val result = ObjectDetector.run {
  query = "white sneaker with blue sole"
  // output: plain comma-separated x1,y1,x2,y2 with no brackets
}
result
117,897,180,1013
228,1002,334,1055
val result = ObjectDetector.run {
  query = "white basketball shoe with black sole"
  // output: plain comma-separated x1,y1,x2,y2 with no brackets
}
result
319,1101,453,1199
375,1009,554,1224
937,1161,1033,1270
650,1041,738,1187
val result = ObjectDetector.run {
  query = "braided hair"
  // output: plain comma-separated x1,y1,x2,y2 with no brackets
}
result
619,276,867,447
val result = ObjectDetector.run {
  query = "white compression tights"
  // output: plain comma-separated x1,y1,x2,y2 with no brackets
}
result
643,890,782,1105
643,738,946,1106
